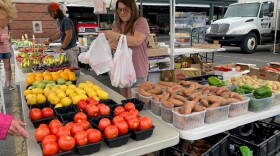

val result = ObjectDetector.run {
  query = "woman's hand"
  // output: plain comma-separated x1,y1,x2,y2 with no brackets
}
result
108,38,117,52
8,119,29,139
103,30,119,41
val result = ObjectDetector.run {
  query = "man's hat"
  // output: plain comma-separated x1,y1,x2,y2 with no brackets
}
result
48,2,60,12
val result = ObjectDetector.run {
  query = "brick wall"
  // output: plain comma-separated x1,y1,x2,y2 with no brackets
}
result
10,3,57,39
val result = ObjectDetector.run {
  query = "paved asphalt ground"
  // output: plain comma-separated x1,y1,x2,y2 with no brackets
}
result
1,37,280,156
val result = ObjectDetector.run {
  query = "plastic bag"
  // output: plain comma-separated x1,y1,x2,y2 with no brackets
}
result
78,33,112,75
109,35,136,88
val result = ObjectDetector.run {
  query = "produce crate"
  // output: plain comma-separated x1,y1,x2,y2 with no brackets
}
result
248,95,274,112
229,121,280,156
160,105,173,123
131,88,139,99
272,93,280,105
184,74,223,84
138,95,151,110
150,98,161,116
229,97,250,117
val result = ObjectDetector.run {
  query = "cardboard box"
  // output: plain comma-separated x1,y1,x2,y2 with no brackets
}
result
148,34,158,48
215,63,254,71
268,62,280,69
147,48,169,57
160,68,201,82
192,43,221,49
248,67,280,81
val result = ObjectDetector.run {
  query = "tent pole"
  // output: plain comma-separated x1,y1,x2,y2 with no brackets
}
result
274,9,279,54
140,0,143,17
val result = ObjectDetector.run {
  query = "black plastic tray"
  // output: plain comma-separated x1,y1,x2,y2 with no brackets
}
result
184,74,224,85
75,141,102,155
28,103,50,110
99,99,119,109
31,117,55,128
229,121,280,156
121,98,144,111
53,105,78,120
131,126,155,141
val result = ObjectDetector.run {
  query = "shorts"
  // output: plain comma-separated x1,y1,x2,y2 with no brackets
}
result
0,53,11,59
64,47,79,67
131,77,148,88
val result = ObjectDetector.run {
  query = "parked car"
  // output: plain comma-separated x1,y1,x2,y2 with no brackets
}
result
149,23,159,34
73,16,99,34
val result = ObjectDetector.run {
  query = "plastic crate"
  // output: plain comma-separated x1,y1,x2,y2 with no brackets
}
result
150,98,161,116
205,105,230,123
75,141,102,155
184,74,223,84
31,117,55,128
53,105,78,119
172,107,205,130
229,97,250,117
248,95,274,112
138,94,151,110
121,98,144,111
160,105,173,123
131,88,139,99
229,121,280,156
182,132,230,156
272,93,280,105
131,126,155,141
99,99,118,110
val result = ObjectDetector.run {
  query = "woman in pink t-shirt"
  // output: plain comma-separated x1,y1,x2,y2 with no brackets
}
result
104,0,150,98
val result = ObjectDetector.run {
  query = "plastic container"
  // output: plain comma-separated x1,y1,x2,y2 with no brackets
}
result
248,95,274,112
31,117,55,128
104,133,131,148
172,107,206,130
99,99,118,110
150,98,161,116
131,126,155,141
205,105,230,123
40,146,74,156
229,97,250,117
131,88,139,99
28,103,50,110
182,132,230,156
138,94,152,110
229,121,280,156
54,105,78,119
160,105,173,123
75,141,102,155
272,93,280,105
121,98,144,111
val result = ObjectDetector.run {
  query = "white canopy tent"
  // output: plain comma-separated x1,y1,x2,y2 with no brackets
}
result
11,0,111,7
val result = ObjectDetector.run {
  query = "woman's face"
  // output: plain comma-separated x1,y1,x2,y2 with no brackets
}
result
117,2,131,23
0,12,9,28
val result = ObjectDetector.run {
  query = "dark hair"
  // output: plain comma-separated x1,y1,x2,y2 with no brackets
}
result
115,0,139,34
56,9,64,20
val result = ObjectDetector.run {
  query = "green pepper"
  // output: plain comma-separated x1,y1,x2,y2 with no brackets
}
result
240,84,253,94
253,86,272,99
233,88,245,95
207,76,226,86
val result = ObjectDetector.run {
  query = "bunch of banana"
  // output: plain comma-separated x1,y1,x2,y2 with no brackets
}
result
57,54,69,64
20,58,32,68
42,57,57,66
32,59,40,65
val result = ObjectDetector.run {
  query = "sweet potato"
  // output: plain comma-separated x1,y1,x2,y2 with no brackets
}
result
180,105,192,114
222,98,240,105
158,81,177,87
162,101,174,108
230,92,244,101
168,98,185,107
200,99,209,107
220,91,231,99
216,87,230,95
184,100,196,109
160,93,170,102
193,105,205,112
139,88,153,96
173,94,188,103
146,88,162,95
139,81,153,91
207,102,221,108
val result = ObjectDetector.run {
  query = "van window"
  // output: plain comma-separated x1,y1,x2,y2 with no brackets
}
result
260,3,270,17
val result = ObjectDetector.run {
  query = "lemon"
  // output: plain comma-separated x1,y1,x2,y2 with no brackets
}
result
55,89,64,94
93,96,100,101
36,94,46,104
49,96,60,105
76,89,86,95
55,103,63,108
59,85,68,91
65,88,75,96
43,89,52,97
57,92,66,99
98,91,109,100
78,83,86,89
86,81,93,85
61,97,72,107
80,94,88,100
24,90,33,97
68,84,76,89
72,95,83,104
87,91,97,98
26,94,37,105
69,92,77,98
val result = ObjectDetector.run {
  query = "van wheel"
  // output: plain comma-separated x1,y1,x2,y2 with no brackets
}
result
241,32,257,54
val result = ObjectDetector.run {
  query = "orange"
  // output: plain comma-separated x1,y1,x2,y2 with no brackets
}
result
60,72,69,81
43,71,50,76
68,74,76,81
26,76,35,85
64,68,71,73
44,75,53,81
52,73,60,81
34,72,43,77
35,75,44,81
27,73,35,77
57,70,63,74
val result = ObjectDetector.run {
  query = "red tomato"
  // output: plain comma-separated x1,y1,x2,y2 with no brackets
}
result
56,126,71,138
86,104,99,117
87,97,99,105
71,123,84,136
64,122,75,130
74,112,87,123
123,114,137,123
114,120,129,136
98,104,110,116
58,135,75,151
41,107,54,118
79,120,91,130
104,125,118,139
114,106,125,116
42,135,57,147
112,116,124,125
49,119,62,135
74,131,88,146
86,129,102,143
124,102,135,111
77,99,88,111
98,118,111,131
129,109,139,117
35,127,50,142
38,124,48,129
128,118,139,131
42,141,59,155
29,108,42,121
139,117,153,131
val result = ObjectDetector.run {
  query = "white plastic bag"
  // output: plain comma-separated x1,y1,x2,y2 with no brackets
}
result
109,35,136,88
78,33,112,75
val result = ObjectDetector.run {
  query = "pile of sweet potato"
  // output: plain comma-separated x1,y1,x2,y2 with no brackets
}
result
138,80,245,115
